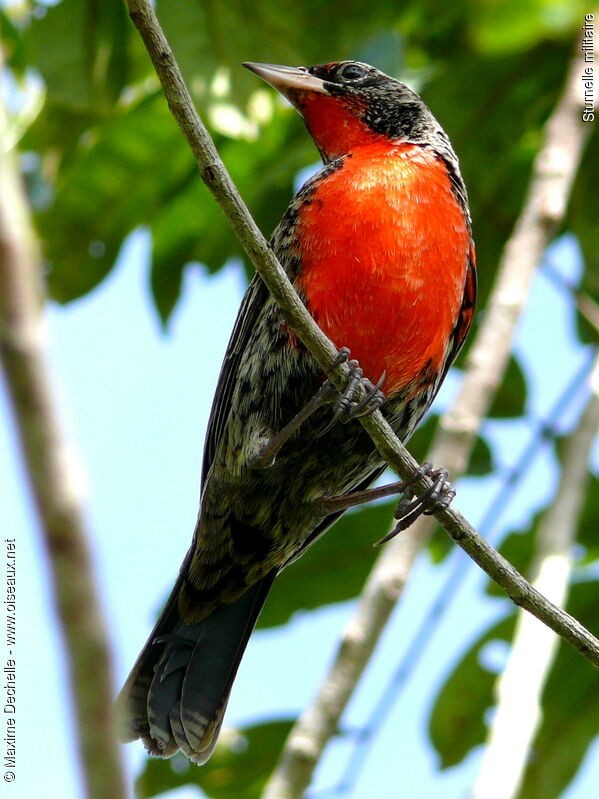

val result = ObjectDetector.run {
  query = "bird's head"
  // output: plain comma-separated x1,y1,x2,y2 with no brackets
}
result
244,60,440,162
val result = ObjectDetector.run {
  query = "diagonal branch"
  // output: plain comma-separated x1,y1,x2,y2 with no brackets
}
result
125,0,599,787
0,79,126,798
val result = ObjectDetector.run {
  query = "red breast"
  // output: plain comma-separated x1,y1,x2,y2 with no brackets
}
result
294,141,471,396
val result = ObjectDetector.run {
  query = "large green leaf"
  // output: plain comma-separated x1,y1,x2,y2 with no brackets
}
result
467,0,585,54
35,93,311,312
430,617,510,768
519,585,599,798
136,719,293,799
38,92,191,303
485,421,599,600
576,473,599,563
397,0,584,61
1,9,27,76
488,354,527,419
568,129,599,345
429,581,599,799
26,0,132,112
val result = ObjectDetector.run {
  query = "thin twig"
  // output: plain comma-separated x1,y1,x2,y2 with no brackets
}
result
0,86,126,797
124,2,599,791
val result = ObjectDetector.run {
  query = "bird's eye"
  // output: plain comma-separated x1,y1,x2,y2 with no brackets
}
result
338,63,367,82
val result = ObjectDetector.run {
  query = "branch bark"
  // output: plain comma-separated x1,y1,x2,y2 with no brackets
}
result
123,1,599,791
0,87,126,796
471,356,599,799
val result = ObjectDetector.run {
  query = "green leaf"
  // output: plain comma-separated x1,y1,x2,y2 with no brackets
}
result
470,0,585,54
136,719,293,799
26,0,132,112
429,581,599,799
30,79,317,318
568,129,599,345
576,473,599,563
38,92,191,304
258,500,394,628
488,354,527,418
469,433,494,474
1,9,27,76
430,617,512,768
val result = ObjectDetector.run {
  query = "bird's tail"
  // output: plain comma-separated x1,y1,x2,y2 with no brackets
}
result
117,556,277,764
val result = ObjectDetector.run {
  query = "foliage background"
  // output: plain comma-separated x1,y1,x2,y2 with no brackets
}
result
1,0,598,797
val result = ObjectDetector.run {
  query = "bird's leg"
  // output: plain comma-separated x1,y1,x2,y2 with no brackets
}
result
251,348,385,469
312,462,456,541
251,380,337,468
377,465,455,545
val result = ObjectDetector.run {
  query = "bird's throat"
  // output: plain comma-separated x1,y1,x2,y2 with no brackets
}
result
294,92,385,161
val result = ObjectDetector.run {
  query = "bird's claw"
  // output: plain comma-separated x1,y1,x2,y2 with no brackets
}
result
348,370,386,419
318,349,385,437
375,463,455,546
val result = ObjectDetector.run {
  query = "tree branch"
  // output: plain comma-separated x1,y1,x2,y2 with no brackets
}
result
124,1,599,789
0,83,126,797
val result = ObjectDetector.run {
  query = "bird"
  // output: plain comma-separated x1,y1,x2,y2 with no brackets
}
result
118,60,476,765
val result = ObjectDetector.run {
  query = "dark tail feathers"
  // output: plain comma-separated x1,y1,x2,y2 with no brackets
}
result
117,565,276,764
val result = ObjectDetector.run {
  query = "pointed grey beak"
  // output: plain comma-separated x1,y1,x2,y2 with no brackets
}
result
243,62,329,96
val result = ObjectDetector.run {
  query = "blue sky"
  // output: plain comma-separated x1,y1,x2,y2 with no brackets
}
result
1,229,598,799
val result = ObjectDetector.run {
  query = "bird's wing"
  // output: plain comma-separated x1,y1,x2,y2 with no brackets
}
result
440,241,477,385
200,273,269,486
199,166,330,487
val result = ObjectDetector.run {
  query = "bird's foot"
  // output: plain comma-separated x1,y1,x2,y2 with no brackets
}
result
317,347,385,437
251,348,383,469
375,463,455,545
312,461,455,540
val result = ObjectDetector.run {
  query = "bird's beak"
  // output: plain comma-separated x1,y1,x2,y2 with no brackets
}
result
243,62,330,97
